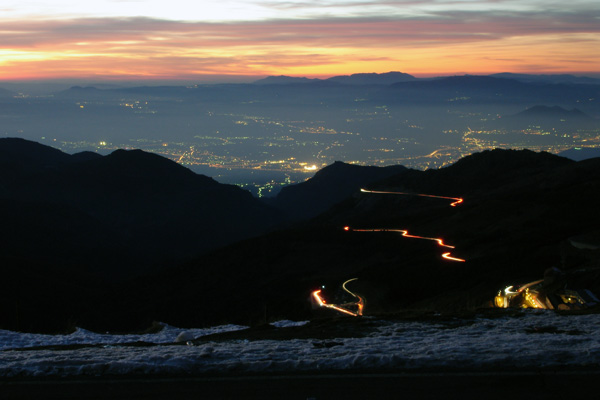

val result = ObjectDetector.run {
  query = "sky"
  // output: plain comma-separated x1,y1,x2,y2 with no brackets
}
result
1,0,599,82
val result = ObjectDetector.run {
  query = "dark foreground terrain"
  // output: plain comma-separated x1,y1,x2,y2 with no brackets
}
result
2,139,600,333
4,371,600,400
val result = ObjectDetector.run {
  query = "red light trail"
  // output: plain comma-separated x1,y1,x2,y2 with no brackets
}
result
347,188,466,262
360,189,464,207
345,227,465,262
312,188,465,318
311,278,364,317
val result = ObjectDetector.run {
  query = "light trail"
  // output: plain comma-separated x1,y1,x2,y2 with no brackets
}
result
311,278,364,317
360,188,463,207
312,290,361,317
345,227,465,262
342,278,365,316
352,188,466,262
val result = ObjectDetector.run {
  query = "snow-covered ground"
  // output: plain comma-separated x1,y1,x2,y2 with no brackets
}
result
2,311,600,378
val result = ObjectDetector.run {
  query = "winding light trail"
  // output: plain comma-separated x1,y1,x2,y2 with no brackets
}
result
313,188,465,317
348,188,466,262
312,278,364,317
345,227,465,262
360,188,464,207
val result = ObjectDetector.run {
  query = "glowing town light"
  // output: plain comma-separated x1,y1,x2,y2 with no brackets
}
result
304,165,318,171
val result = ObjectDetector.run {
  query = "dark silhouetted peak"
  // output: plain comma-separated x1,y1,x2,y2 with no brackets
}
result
310,160,401,181
70,151,103,163
84,148,217,185
274,161,406,220
444,149,572,180
253,75,320,85
327,71,416,85
0,137,72,167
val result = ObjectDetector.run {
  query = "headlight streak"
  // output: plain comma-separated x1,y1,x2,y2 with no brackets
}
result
360,188,464,207
342,278,364,316
313,188,466,317
351,188,466,262
345,227,465,262
311,288,362,317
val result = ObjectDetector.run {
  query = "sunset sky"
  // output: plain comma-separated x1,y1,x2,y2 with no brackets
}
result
1,0,599,82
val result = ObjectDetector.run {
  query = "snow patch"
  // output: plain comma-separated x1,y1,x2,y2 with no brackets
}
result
2,312,600,377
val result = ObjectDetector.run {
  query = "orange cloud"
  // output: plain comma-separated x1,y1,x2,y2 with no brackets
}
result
0,13,599,80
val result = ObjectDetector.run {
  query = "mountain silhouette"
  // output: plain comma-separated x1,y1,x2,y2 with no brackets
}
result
514,105,590,119
0,138,282,278
498,105,597,130
117,149,600,331
490,73,600,85
253,76,321,85
379,75,600,105
271,161,407,221
326,72,416,85
3,145,600,333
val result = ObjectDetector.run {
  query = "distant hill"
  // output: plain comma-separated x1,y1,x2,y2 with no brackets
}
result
271,161,407,221
490,73,600,85
253,72,416,86
50,73,600,106
253,76,321,85
326,72,416,85
378,75,600,105
514,105,590,120
499,105,598,130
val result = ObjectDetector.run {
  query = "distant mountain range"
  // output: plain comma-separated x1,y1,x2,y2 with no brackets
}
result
254,72,416,85
490,73,600,85
46,74,600,110
254,72,600,86
3,140,600,332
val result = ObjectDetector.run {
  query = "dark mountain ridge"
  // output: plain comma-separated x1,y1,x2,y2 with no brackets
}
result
3,144,600,333
52,74,600,111
130,150,600,329
0,138,282,278
270,161,407,221
326,71,416,85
